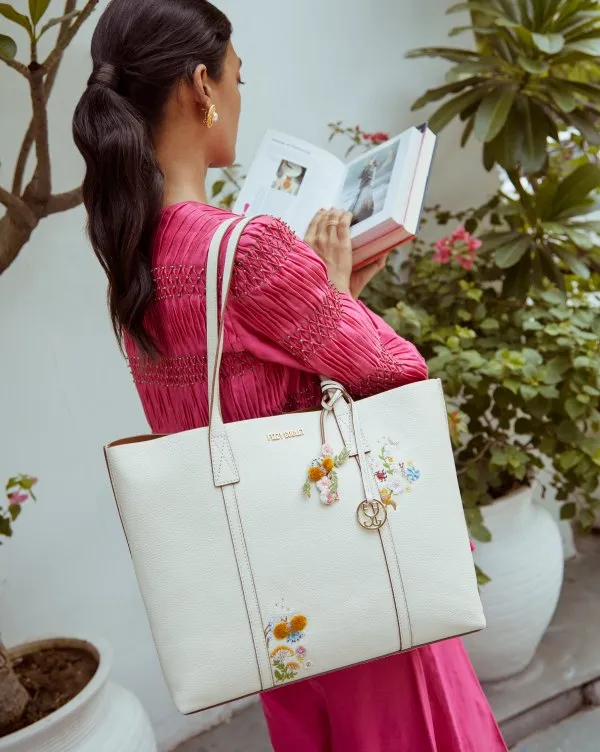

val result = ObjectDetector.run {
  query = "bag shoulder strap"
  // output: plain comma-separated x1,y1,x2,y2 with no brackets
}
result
205,215,255,487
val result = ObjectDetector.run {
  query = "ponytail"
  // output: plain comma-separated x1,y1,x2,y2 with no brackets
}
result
73,66,162,355
72,0,232,356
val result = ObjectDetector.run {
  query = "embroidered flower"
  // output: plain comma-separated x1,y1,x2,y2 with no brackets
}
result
273,621,291,640
324,491,340,506
322,443,334,456
290,615,307,632
308,467,324,482
266,609,310,684
304,444,349,503
372,439,422,513
406,466,421,483
270,645,295,661
379,488,397,510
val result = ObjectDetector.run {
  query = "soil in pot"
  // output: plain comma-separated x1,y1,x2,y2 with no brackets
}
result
0,647,98,739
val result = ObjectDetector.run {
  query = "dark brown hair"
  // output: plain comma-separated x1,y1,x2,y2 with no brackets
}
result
73,0,232,355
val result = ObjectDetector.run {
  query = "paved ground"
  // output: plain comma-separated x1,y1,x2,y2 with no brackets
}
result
176,703,269,752
513,707,600,752
176,536,600,751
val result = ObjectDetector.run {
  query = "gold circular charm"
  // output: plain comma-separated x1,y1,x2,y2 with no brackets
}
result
357,500,388,530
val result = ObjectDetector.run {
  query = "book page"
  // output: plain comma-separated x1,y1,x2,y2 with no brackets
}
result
234,131,345,237
337,129,421,243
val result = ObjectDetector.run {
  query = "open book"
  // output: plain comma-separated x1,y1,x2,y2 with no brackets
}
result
234,124,437,269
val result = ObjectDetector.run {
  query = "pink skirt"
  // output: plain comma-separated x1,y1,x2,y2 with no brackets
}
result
261,638,507,751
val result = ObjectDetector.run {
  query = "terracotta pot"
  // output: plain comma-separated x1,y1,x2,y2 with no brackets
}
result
463,487,564,682
0,637,156,752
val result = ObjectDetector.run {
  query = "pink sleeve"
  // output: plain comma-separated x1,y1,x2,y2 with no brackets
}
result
229,216,428,397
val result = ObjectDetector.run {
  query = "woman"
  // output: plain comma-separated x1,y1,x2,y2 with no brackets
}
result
73,1,507,750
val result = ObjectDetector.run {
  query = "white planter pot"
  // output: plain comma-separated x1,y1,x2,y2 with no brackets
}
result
0,637,156,752
463,487,564,682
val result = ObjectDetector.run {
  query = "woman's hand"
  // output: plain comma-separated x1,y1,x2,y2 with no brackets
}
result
304,208,388,299
304,209,353,296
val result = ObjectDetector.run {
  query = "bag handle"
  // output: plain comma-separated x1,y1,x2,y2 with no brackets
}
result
204,216,371,487
204,216,253,487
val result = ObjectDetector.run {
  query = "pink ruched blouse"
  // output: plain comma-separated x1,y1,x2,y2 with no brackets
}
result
124,202,428,433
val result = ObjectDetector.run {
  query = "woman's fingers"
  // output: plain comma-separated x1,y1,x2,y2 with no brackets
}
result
349,255,388,299
337,211,352,244
304,209,325,247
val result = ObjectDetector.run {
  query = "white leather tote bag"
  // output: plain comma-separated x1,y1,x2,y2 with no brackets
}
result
105,216,485,714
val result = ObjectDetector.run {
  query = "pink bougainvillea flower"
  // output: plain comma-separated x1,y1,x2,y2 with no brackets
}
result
433,226,482,269
363,131,390,145
9,491,28,505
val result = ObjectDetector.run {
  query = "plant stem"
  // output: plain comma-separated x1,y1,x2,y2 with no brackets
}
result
42,0,100,73
12,0,78,196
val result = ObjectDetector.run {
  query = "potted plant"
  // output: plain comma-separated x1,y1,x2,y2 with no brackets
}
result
399,0,600,681
0,475,157,750
362,164,600,676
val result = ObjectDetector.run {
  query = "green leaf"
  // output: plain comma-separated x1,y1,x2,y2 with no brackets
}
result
503,253,533,298
428,87,488,134
520,385,538,401
29,0,51,25
553,164,600,216
565,38,600,56
39,10,80,37
579,508,596,531
0,3,32,33
531,32,565,54
563,111,600,146
545,355,571,383
334,448,349,467
519,101,549,173
517,55,549,74
411,77,482,111
489,109,522,170
8,504,21,522
302,480,311,498
494,236,531,268
560,502,577,521
470,521,492,543
0,32,16,59
211,180,225,197
548,83,578,112
405,46,481,63
461,115,475,147
475,564,491,586
565,397,587,420
0,516,12,537
474,86,516,143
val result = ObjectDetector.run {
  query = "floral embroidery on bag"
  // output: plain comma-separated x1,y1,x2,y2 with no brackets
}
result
265,601,312,684
371,437,421,510
302,443,349,505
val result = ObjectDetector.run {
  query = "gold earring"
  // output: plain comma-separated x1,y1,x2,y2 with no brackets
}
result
203,104,219,129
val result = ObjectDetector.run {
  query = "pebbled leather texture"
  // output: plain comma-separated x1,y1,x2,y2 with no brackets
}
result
104,220,485,715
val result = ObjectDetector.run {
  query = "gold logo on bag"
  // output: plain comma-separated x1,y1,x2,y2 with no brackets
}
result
267,429,305,442
357,500,388,530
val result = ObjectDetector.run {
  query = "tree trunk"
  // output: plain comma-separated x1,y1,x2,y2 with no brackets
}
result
0,639,29,732
0,213,36,274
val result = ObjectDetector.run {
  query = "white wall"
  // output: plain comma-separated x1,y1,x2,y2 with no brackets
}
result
0,1,497,749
